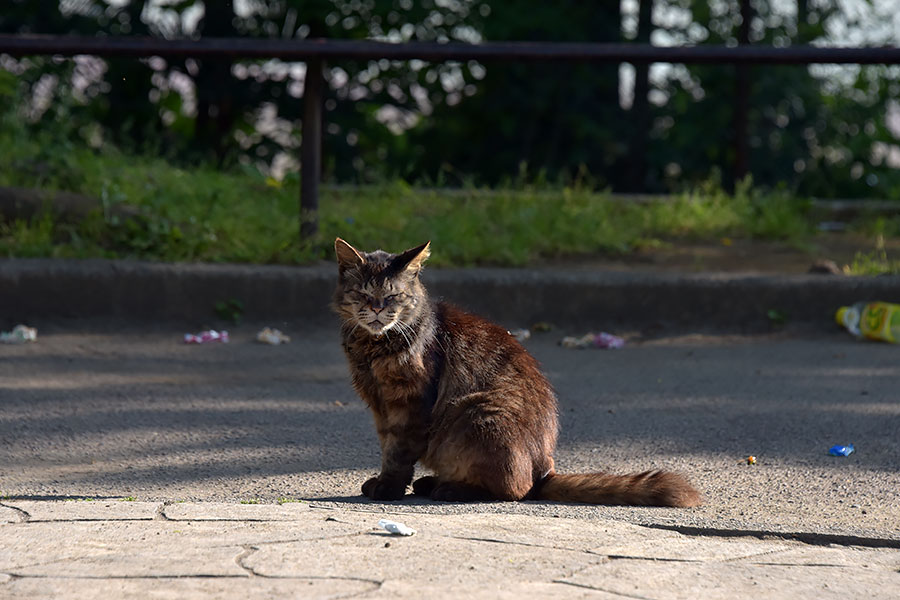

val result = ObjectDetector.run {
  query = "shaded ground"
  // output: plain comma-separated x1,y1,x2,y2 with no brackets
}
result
1,322,898,543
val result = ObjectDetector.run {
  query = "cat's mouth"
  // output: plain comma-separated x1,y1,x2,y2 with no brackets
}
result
362,318,389,336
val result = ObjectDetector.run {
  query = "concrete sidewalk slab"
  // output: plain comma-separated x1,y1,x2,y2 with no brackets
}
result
1,501,898,599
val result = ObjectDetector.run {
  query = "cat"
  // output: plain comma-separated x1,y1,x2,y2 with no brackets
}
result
332,238,701,507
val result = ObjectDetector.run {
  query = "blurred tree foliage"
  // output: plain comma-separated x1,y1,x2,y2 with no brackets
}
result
402,1,626,188
651,0,900,198
1,0,899,198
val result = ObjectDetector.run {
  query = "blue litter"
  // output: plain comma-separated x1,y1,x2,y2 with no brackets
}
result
828,444,855,457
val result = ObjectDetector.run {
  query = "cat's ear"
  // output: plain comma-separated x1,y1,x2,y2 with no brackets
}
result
390,241,431,277
335,238,365,272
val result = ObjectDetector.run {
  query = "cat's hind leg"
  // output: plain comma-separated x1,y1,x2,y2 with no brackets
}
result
411,475,438,497
429,481,492,502
413,475,490,501
425,392,541,502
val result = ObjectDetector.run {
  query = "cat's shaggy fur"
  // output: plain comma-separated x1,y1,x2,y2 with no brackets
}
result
333,238,700,506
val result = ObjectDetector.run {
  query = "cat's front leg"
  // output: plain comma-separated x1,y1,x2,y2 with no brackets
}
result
362,474,408,500
362,433,423,500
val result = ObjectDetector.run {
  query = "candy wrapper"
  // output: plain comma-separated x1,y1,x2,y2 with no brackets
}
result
1,324,37,344
256,327,291,345
378,519,416,536
184,330,229,344
509,328,531,343
828,444,854,457
560,332,625,349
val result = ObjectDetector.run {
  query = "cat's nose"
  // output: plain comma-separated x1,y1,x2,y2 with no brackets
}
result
370,299,385,312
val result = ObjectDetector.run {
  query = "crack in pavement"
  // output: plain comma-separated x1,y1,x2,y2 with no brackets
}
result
0,502,30,523
753,561,878,569
2,517,155,523
251,531,368,546
642,523,900,549
234,545,257,577
0,570,384,588
599,546,801,566
720,547,794,564
0,573,252,580
551,578,659,600
446,534,588,555
156,502,174,521
606,554,704,564
203,530,370,550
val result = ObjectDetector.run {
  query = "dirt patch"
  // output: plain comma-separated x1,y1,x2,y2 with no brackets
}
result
540,233,897,274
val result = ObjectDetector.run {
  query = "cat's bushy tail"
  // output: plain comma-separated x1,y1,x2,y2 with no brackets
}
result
535,470,701,507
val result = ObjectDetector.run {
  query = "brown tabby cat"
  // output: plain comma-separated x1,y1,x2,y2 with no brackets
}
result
332,238,701,507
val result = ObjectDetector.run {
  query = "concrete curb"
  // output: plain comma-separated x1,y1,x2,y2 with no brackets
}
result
3,257,900,331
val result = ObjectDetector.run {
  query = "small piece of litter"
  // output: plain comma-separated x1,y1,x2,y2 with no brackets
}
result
256,327,291,345
828,444,854,457
184,330,229,344
1,324,37,344
378,519,416,536
509,328,531,343
560,332,625,349
746,455,757,465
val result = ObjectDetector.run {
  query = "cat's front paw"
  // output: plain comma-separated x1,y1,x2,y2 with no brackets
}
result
362,476,407,500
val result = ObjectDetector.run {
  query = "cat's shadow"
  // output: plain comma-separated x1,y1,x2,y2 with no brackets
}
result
309,494,502,506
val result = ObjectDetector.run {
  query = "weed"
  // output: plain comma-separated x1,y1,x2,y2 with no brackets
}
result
214,298,245,324
120,496,137,502
766,309,789,326
845,234,900,275
276,497,304,505
240,498,261,505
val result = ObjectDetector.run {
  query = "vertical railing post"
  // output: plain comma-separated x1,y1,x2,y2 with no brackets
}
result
300,58,324,241
733,0,752,190
624,0,653,192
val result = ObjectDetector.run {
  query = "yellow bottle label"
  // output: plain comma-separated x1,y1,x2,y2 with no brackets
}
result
861,302,900,343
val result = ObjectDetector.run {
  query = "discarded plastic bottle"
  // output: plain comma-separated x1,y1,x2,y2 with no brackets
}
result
835,301,900,343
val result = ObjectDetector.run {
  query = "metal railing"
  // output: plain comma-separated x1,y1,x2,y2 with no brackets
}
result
2,33,900,240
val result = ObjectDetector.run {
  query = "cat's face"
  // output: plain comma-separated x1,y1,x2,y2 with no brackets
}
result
333,238,430,337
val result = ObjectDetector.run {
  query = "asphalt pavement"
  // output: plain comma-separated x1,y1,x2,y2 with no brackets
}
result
1,259,899,598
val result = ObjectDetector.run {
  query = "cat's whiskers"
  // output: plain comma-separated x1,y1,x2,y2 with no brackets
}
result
393,320,414,348
343,321,361,338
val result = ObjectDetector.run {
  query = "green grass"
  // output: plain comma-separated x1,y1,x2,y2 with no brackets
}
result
845,234,900,275
0,103,823,267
